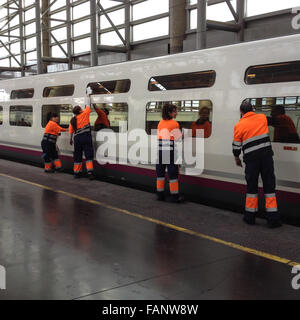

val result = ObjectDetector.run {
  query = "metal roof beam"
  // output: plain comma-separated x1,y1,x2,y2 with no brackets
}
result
0,66,22,72
41,56,70,63
207,20,241,32
97,45,127,53
0,39,21,66
225,0,238,22
96,0,126,46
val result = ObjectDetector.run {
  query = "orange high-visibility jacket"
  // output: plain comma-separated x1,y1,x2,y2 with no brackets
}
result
157,119,181,141
191,120,212,138
273,114,298,142
69,106,91,135
43,120,67,144
232,112,273,162
157,119,182,154
94,108,110,128
44,120,67,136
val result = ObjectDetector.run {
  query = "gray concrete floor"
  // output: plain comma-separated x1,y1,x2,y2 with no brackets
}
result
0,159,299,300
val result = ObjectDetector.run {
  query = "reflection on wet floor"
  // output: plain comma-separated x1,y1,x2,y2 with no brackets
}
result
0,164,299,299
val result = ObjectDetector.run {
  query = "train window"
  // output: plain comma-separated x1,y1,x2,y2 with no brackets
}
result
43,85,74,97
0,106,2,125
9,106,33,127
90,103,128,132
10,88,34,99
146,100,213,137
87,79,131,95
148,70,216,91
41,105,73,128
245,97,300,143
245,61,300,85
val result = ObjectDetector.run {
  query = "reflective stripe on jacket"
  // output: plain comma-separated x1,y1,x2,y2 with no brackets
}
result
74,124,92,136
43,120,67,143
157,119,181,152
233,112,273,162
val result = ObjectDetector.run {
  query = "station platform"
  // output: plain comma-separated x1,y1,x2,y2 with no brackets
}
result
0,159,299,300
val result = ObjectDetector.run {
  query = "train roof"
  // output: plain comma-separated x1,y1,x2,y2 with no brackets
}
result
1,32,300,85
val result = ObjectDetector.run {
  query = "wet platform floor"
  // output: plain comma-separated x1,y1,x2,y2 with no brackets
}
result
0,159,300,300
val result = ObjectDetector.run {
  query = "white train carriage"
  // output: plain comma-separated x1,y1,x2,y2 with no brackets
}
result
0,33,300,223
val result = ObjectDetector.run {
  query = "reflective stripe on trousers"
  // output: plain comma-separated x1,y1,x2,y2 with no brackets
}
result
265,193,278,212
74,162,82,174
245,193,258,213
54,159,62,169
44,162,52,171
86,160,94,172
156,177,165,192
169,179,179,194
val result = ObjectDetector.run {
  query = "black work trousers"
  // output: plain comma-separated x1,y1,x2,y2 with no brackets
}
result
244,155,279,221
156,147,178,181
41,140,58,163
156,146,179,197
74,132,94,163
245,155,276,195
156,163,178,181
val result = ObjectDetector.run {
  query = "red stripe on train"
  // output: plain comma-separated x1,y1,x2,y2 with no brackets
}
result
1,143,299,204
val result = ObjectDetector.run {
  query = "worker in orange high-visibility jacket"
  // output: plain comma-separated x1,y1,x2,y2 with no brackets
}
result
191,106,212,138
268,105,300,143
93,105,110,131
156,103,184,203
41,112,67,173
233,101,281,228
69,103,94,180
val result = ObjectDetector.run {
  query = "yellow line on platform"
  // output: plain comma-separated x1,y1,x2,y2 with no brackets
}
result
1,172,299,268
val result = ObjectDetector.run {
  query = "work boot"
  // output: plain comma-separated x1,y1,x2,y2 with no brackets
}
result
267,212,282,228
267,219,282,228
55,167,64,173
74,173,82,179
243,212,255,225
167,194,184,203
176,195,185,203
156,192,165,201
45,169,55,173
87,172,95,180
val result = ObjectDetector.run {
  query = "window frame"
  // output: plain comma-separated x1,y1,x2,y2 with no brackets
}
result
0,106,3,125
41,104,73,128
87,79,131,95
244,96,300,144
10,88,34,99
90,102,129,133
9,105,33,127
43,84,75,98
148,70,216,91
245,61,300,85
145,99,213,138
